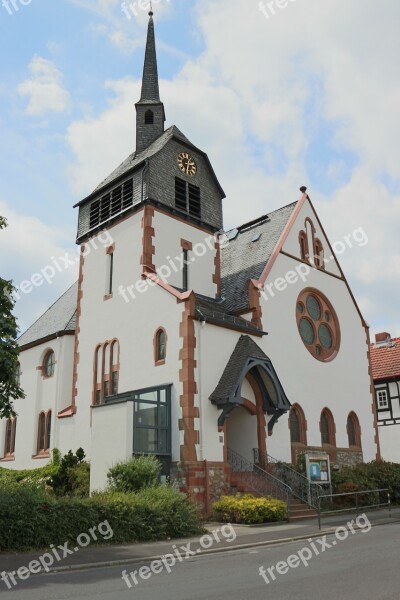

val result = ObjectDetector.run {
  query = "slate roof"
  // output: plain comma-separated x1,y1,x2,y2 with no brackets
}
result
209,335,270,404
138,14,160,103
370,337,400,381
18,282,78,349
195,295,263,335
220,202,297,312
78,125,192,200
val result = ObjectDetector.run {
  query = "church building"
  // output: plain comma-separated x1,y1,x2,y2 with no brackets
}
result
2,12,380,508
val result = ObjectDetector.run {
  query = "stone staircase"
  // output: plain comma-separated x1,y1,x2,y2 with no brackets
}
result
228,448,322,522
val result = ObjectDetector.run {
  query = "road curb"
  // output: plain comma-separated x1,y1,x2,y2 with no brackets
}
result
30,517,400,577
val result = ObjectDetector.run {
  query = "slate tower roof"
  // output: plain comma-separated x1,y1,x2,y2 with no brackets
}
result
135,11,166,153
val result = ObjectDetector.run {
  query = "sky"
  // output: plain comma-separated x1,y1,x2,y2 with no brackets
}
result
0,0,399,339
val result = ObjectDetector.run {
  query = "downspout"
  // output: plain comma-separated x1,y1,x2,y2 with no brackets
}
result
141,159,150,202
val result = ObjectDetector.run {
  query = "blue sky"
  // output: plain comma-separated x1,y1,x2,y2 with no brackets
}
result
0,0,399,337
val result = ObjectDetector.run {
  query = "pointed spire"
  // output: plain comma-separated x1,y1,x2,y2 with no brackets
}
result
135,11,165,153
139,11,160,103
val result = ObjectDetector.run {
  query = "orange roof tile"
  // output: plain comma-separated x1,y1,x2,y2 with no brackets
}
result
370,337,400,381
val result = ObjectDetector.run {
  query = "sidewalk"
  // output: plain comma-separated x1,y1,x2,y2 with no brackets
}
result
1,506,399,576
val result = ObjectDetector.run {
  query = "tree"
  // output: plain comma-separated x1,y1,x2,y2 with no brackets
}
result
0,216,25,417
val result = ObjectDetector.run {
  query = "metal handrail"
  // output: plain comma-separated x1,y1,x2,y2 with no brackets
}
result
253,448,325,508
227,448,292,509
317,488,391,529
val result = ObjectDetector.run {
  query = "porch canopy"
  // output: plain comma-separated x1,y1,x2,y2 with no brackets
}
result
209,335,291,432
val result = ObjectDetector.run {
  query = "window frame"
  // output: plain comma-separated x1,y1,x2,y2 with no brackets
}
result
347,412,361,448
43,350,56,378
154,328,167,366
296,288,340,362
37,410,52,455
132,385,172,456
3,417,17,458
93,340,120,406
376,389,389,409
320,408,336,447
174,177,201,219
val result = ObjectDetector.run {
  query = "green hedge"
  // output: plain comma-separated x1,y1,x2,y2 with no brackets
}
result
107,455,161,493
332,461,400,504
0,484,203,552
212,494,287,524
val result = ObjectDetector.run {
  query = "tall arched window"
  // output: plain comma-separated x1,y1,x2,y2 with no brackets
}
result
93,340,120,405
314,238,325,269
347,412,361,448
15,363,21,386
289,404,307,445
4,418,16,457
320,409,336,446
299,231,309,262
154,328,167,365
37,410,51,454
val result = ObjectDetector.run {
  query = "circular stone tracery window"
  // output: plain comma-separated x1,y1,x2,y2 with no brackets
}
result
296,289,340,362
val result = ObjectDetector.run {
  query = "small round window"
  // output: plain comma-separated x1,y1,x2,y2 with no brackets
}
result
296,289,340,361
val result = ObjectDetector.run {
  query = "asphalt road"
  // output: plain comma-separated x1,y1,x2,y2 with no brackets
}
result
1,523,399,600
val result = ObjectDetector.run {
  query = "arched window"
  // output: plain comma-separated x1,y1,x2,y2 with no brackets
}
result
37,411,51,453
145,110,154,125
347,412,361,448
43,351,55,378
314,238,325,269
289,404,307,445
93,340,120,405
299,230,309,262
154,328,167,364
320,409,336,446
4,418,16,457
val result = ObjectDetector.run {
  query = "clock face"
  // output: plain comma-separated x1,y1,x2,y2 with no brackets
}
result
177,152,197,177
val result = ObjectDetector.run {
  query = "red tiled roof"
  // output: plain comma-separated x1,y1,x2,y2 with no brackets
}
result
370,337,400,381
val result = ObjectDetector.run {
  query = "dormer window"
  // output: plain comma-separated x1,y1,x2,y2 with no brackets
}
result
175,177,201,218
145,110,154,125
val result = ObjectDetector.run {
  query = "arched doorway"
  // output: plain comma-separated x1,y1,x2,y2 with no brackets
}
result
226,403,258,463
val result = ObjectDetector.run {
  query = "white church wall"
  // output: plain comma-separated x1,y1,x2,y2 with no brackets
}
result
153,210,218,298
70,215,186,466
0,334,74,470
260,251,377,462
90,401,134,493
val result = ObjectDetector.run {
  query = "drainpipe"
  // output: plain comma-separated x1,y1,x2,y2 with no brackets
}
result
141,159,150,203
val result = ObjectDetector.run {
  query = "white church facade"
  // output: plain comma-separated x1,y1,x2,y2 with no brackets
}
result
1,12,380,508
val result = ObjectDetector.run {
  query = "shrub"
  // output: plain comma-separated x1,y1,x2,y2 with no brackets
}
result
48,448,90,497
332,461,400,504
212,494,287,524
0,484,202,551
107,455,161,493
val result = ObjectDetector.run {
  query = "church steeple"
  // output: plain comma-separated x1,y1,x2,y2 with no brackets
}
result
135,11,165,154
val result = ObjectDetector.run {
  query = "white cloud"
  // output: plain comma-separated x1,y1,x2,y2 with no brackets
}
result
57,0,400,336
0,200,77,335
18,56,70,117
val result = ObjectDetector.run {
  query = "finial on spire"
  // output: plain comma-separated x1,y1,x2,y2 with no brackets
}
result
149,0,153,16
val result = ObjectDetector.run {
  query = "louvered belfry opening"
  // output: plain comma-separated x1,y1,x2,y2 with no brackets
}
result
89,178,134,229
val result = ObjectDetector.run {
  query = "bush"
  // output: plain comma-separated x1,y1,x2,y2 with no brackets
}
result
48,448,90,497
0,483,202,551
212,494,287,524
332,461,400,504
107,455,161,493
